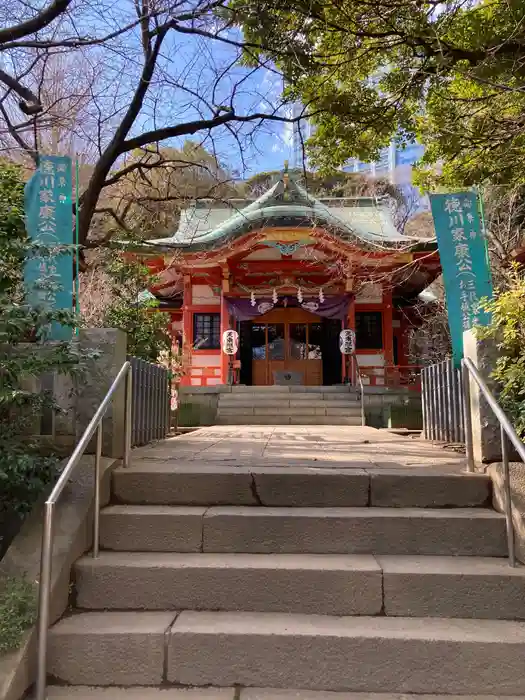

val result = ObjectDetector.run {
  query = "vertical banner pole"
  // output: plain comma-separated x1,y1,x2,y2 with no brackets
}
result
75,157,80,333
474,185,494,288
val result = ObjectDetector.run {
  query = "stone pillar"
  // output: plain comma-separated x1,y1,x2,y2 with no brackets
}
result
463,328,501,463
53,371,77,452
75,328,127,458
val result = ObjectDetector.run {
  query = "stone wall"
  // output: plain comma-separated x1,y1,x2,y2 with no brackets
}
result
463,329,502,462
177,385,421,429
177,386,230,426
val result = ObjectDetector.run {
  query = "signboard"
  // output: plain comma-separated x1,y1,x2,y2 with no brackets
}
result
429,191,493,366
24,155,73,340
339,329,356,355
222,329,239,355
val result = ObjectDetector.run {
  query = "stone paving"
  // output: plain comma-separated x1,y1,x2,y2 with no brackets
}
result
132,425,466,471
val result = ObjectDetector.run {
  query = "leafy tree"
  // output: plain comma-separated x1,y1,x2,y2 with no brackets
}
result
79,240,172,363
234,0,525,186
94,142,239,243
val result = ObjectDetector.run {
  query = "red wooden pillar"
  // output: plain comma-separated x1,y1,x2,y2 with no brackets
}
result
180,275,192,386
383,289,394,366
341,279,355,383
220,289,229,385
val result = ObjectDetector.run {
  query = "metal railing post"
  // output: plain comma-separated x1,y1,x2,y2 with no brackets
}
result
451,362,460,443
93,423,102,558
124,366,132,467
35,360,132,700
421,367,427,440
429,364,437,441
35,502,54,700
351,354,365,426
444,359,453,442
461,360,475,473
501,425,516,567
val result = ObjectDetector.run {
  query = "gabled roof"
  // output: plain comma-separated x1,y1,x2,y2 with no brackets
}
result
145,174,436,253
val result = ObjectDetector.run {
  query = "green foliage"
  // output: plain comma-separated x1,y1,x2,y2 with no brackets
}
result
99,240,171,362
0,161,83,518
0,160,26,296
233,0,525,185
478,265,525,436
0,576,37,655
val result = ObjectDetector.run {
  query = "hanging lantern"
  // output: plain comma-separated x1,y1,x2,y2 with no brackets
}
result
319,288,325,304
250,291,256,307
297,287,303,304
272,288,278,304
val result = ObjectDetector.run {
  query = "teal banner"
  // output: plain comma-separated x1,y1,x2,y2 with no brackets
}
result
24,155,73,340
429,191,493,366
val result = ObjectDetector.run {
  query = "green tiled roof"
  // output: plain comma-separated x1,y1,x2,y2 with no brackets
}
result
145,176,436,253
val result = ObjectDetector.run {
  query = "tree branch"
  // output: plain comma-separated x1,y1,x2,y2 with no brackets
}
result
120,108,316,152
0,67,41,114
0,0,71,44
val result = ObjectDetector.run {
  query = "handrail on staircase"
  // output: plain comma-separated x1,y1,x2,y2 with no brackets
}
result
351,352,366,427
35,361,133,700
462,357,523,568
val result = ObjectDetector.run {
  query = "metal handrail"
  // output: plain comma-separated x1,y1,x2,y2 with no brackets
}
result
462,356,523,567
35,361,133,700
351,353,366,426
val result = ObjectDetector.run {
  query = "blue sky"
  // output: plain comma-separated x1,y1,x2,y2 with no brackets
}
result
133,23,296,178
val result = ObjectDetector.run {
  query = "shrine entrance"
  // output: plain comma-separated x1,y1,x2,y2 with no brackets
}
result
250,308,326,386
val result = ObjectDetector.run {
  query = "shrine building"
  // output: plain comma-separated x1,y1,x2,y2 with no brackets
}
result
140,171,440,390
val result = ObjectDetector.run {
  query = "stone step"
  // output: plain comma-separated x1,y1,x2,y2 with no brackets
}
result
49,611,525,692
216,415,363,425
46,690,234,699
48,612,174,686
230,386,354,394
113,464,490,509
100,506,506,556
113,465,370,507
75,552,525,620
217,406,362,417
74,552,382,615
166,612,525,694
378,555,525,620
218,396,360,405
44,690,525,700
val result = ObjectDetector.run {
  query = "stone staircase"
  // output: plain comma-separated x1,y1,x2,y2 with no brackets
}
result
44,457,525,697
217,385,363,425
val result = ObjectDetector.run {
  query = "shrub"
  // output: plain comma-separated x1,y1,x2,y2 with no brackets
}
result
80,237,172,362
0,161,84,528
0,576,37,655
478,265,525,437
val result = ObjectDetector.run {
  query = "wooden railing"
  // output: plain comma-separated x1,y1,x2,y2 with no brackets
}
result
357,364,423,391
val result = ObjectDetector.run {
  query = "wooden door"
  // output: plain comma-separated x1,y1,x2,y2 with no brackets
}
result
251,307,323,385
